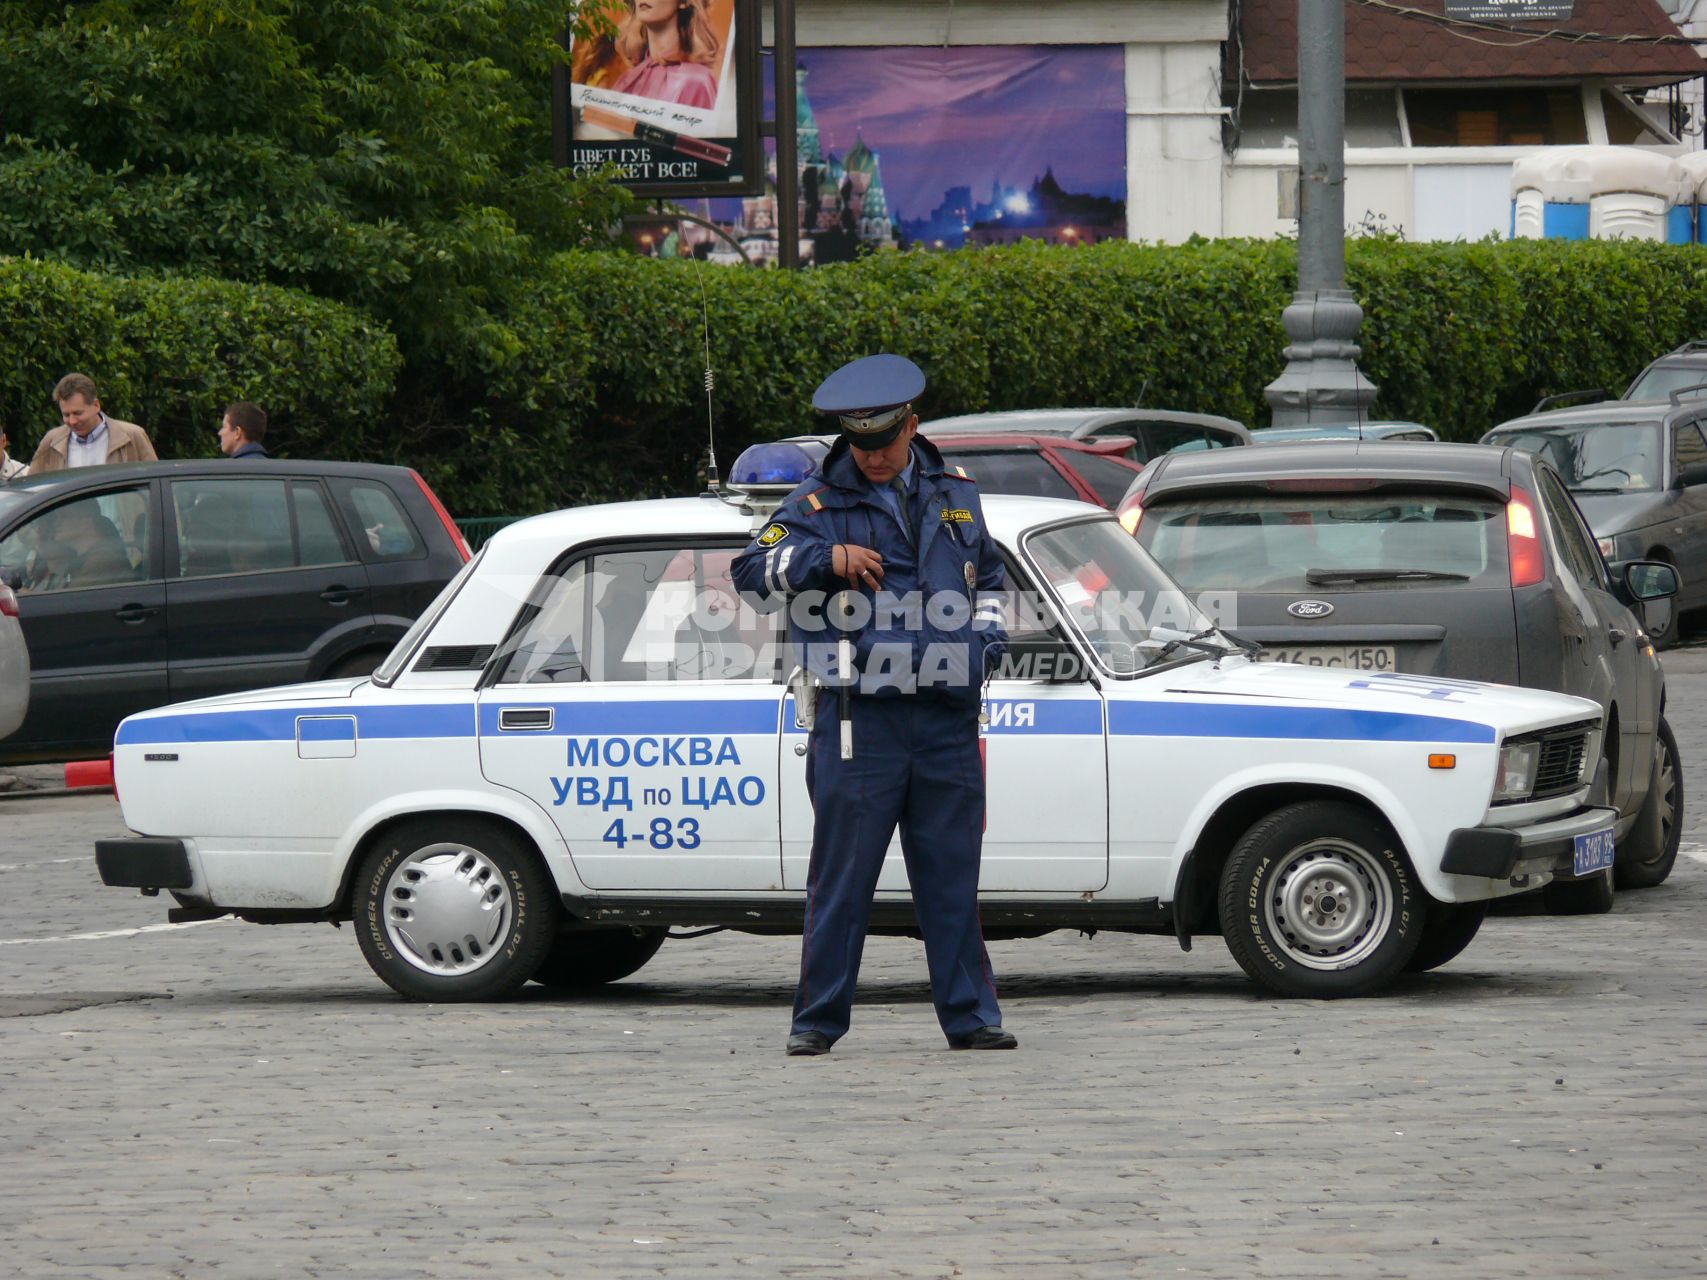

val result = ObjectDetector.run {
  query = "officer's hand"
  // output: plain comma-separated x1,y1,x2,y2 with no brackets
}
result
834,543,884,587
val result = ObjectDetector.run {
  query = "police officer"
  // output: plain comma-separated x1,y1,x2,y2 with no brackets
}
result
732,355,1016,1055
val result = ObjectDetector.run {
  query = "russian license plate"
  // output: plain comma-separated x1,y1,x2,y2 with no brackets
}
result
1572,825,1616,877
1255,645,1397,671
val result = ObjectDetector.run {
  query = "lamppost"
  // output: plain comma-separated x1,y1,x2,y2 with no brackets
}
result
1263,0,1378,425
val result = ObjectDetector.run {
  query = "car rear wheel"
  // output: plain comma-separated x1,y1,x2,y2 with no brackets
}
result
1402,900,1488,974
1217,801,1423,998
354,817,560,1001
1616,717,1682,889
530,927,667,988
327,649,386,678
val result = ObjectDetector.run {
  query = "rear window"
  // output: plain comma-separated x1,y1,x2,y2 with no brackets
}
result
344,481,424,559
1066,451,1141,507
945,450,1077,500
1626,364,1707,404
1138,493,1508,593
1485,422,1662,494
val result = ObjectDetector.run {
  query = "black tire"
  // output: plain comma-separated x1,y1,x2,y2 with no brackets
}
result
327,650,385,679
353,817,560,1001
531,927,667,988
1616,717,1682,890
1541,866,1614,915
1217,801,1423,998
1403,900,1488,974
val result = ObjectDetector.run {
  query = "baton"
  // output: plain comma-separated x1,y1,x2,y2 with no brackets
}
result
837,588,855,760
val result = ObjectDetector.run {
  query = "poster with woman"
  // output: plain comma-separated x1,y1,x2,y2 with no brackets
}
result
561,0,760,196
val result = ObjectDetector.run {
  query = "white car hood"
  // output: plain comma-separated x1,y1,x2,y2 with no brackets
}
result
1156,656,1600,739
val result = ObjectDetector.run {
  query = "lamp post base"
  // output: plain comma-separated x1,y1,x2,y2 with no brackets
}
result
1264,288,1380,426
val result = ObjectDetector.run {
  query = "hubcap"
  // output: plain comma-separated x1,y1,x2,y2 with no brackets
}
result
1263,838,1393,971
1645,738,1678,866
382,842,512,976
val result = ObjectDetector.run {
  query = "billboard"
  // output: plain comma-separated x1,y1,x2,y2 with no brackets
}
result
657,44,1127,266
555,0,762,197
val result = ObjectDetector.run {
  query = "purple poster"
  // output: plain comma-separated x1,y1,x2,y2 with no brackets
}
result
637,45,1128,264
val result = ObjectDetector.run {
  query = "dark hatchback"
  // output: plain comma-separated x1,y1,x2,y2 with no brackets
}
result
0,460,469,763
1119,441,1683,904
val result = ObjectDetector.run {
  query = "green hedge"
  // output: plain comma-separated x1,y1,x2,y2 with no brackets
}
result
484,237,1707,507
15,239,1707,516
0,256,399,465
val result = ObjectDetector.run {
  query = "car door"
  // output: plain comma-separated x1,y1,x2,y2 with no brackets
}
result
478,538,787,891
164,475,377,701
1667,418,1707,612
1535,468,1648,813
0,482,166,757
778,560,1111,894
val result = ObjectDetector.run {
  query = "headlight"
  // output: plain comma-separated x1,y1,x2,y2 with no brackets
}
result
1492,741,1541,803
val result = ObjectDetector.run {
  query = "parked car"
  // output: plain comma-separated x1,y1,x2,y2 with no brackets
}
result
921,408,1252,463
1622,340,1707,402
1120,440,1682,906
99,467,1622,1002
1250,422,1438,444
1481,397,1707,644
779,432,1145,509
0,460,469,764
0,580,28,740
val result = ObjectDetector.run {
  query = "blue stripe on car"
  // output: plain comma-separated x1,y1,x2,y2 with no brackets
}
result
117,698,1495,746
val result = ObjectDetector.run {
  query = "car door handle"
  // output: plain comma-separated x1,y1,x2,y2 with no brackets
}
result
499,707,554,732
320,586,366,605
1609,628,1628,646
113,604,160,624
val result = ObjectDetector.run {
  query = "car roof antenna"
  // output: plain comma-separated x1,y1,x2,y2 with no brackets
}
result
696,256,723,497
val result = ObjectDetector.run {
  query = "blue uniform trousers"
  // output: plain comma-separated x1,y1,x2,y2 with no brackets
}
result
794,695,1003,1042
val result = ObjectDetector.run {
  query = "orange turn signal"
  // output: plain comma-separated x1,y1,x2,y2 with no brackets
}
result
1428,754,1456,770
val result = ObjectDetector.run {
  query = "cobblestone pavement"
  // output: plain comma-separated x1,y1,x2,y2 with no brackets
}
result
2,683,1704,1278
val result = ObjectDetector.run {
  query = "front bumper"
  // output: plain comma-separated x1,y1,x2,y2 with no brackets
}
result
95,838,193,889
1441,805,1618,881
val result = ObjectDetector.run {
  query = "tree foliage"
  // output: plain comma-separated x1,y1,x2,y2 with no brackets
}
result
0,0,630,377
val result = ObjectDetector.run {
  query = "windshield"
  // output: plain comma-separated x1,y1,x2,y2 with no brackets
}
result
1625,365,1707,404
1486,422,1663,494
372,548,484,685
1138,493,1507,593
1022,516,1219,673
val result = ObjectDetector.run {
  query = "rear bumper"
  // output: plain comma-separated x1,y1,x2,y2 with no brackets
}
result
95,838,193,889
1441,805,1619,880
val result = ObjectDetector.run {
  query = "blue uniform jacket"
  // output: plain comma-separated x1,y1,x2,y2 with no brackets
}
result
732,435,1008,706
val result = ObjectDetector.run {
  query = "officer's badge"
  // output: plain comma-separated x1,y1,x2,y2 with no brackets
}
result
757,524,789,547
964,561,976,591
940,508,975,523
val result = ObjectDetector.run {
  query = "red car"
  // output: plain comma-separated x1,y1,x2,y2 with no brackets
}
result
929,434,1144,509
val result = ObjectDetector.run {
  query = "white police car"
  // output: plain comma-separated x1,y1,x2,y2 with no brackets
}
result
96,447,1619,1000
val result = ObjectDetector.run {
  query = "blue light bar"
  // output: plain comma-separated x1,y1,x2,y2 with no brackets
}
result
729,441,817,490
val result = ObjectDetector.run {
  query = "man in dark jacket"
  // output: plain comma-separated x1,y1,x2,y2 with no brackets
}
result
218,402,270,458
732,354,1015,1056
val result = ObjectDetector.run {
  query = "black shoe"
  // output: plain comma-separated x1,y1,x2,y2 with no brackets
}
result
786,1031,832,1056
948,1026,1018,1051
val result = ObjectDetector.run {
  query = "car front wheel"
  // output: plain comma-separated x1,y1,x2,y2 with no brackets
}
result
354,817,560,1001
1218,801,1423,998
531,927,667,988
1616,717,1682,890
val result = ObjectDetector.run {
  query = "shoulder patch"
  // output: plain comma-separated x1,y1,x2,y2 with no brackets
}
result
756,523,789,547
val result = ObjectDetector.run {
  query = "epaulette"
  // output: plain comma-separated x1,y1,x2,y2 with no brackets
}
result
950,464,976,482
795,488,827,514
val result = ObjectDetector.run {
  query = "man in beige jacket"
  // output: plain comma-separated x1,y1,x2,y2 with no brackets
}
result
30,373,158,473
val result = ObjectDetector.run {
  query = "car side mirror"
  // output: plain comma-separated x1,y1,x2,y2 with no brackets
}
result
1623,560,1680,601
990,635,1089,683
1677,462,1707,488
